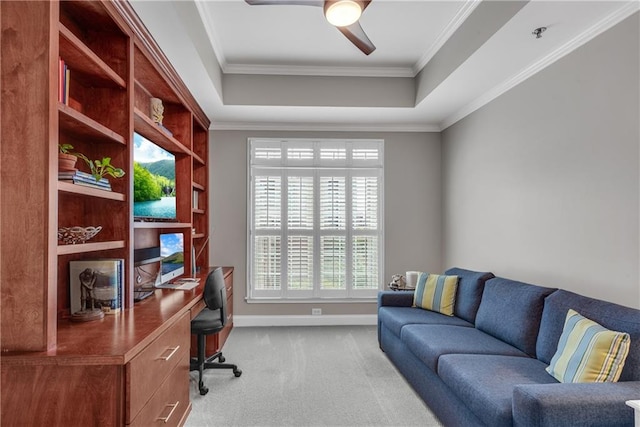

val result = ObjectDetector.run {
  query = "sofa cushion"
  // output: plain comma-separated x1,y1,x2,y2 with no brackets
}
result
378,306,472,338
546,309,630,383
438,354,558,427
444,267,494,323
413,273,458,316
402,324,529,372
537,289,640,381
513,381,640,427
475,277,556,357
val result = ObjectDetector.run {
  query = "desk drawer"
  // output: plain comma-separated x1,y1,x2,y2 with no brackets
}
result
224,272,233,297
190,300,205,319
127,311,190,423
128,360,190,427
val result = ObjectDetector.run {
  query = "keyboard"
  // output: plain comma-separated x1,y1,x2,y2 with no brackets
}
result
155,279,200,290
133,288,154,302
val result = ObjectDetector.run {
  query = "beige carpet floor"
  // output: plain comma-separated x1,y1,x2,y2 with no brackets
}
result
185,325,441,427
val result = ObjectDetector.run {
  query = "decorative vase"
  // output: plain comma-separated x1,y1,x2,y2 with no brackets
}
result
59,153,77,171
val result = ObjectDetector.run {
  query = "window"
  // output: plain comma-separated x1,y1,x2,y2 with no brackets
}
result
248,139,384,300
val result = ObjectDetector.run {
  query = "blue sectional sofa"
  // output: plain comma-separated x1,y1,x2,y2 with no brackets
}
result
378,268,640,427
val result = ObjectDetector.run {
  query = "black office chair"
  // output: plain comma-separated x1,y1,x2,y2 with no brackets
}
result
190,267,242,395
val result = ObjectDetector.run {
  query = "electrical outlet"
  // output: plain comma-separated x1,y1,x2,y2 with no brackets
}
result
312,308,322,316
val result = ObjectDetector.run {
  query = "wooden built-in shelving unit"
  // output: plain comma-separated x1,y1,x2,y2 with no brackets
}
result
1,0,211,424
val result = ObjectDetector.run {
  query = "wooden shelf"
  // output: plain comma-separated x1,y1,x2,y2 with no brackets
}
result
193,209,205,215
192,233,206,239
59,23,126,89
134,108,190,155
133,222,192,229
192,182,205,191
58,181,126,201
59,103,126,145
57,240,125,255
133,68,181,108
192,152,205,166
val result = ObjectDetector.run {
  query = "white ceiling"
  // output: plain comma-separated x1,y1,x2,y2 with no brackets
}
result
199,0,472,75
130,0,639,131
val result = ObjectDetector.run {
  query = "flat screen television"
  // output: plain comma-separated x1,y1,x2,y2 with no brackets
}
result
133,132,177,221
160,232,184,284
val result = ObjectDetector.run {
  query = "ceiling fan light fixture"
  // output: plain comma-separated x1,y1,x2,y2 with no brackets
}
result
325,0,362,27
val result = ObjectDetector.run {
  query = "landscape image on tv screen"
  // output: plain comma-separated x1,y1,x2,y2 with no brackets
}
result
133,133,176,220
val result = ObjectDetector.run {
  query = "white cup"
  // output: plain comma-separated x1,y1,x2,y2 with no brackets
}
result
406,271,420,288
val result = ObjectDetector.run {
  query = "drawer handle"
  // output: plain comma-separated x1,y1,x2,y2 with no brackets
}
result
157,401,179,423
158,346,180,361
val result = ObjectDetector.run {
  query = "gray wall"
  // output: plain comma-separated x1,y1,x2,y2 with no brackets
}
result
442,13,640,308
209,131,442,316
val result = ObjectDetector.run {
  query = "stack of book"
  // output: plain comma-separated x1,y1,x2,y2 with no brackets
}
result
59,170,111,191
58,57,70,105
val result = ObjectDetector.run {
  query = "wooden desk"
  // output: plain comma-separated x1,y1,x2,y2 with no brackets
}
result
1,266,233,426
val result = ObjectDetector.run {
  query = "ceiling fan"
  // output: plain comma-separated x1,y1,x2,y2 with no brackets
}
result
244,0,376,55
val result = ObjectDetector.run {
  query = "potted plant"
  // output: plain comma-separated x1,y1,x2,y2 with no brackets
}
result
75,153,125,182
57,144,125,183
58,143,78,171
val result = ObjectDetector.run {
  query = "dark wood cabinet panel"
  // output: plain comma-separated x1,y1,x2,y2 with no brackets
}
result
1,364,124,426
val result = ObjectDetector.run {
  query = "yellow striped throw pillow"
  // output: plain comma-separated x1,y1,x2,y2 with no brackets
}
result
546,309,630,383
413,273,458,316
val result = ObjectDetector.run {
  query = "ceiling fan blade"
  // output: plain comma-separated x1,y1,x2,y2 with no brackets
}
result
245,0,323,6
337,21,376,55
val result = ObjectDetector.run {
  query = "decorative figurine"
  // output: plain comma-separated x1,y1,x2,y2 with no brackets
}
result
150,97,164,125
389,274,407,290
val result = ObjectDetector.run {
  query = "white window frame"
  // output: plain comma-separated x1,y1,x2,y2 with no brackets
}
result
247,138,384,301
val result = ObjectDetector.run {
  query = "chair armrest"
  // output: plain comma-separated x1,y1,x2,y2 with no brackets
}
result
513,381,640,427
377,290,413,308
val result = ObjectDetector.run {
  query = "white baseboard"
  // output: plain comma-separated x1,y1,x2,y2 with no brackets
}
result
233,314,377,327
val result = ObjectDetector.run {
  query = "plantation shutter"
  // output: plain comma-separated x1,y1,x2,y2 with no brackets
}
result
249,139,383,300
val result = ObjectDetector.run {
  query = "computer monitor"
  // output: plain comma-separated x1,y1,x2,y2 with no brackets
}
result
159,232,184,284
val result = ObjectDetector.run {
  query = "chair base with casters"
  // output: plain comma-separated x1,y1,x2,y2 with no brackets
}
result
190,334,242,395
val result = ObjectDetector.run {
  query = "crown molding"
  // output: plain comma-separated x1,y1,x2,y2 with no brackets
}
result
194,1,228,73
440,1,640,130
223,63,415,78
413,0,482,76
211,120,440,133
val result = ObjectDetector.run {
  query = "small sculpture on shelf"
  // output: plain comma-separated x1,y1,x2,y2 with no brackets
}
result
388,274,407,290
71,267,105,322
150,97,164,125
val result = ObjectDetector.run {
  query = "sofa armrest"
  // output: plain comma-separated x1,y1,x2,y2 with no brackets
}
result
513,381,640,427
378,290,413,308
